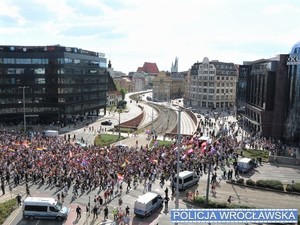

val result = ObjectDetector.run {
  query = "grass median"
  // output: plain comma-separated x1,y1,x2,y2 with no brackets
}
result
94,134,125,147
0,198,17,224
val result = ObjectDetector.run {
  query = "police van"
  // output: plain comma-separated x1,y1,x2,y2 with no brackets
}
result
237,157,255,173
23,197,69,221
43,130,58,137
172,171,199,191
134,192,163,217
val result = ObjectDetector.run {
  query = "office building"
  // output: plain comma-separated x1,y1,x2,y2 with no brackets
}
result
285,42,300,143
0,45,108,126
188,57,238,112
237,55,289,138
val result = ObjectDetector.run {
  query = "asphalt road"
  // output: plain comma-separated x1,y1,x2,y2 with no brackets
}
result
5,162,300,225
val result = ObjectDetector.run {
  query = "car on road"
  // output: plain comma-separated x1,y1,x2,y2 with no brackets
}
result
23,197,69,221
134,192,163,217
101,120,112,126
237,157,255,173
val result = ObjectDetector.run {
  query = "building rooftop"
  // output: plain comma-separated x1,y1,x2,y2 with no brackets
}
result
137,62,159,74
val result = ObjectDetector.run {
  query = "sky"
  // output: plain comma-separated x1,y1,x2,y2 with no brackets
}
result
1,0,300,74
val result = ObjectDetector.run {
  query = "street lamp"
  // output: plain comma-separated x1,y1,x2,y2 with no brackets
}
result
19,86,29,133
118,109,121,139
175,109,181,225
205,111,219,207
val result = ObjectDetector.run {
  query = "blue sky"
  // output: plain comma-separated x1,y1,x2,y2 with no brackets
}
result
1,0,300,73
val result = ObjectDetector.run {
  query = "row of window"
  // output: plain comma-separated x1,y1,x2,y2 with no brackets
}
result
0,58,106,68
197,64,235,70
0,68,104,75
192,100,233,108
191,88,234,94
192,75,236,81
0,93,106,105
0,58,49,64
0,77,107,85
191,94,233,100
191,82,235,87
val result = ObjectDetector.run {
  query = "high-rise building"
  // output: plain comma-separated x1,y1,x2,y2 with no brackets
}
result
237,55,289,138
189,57,238,112
0,45,108,126
285,42,300,143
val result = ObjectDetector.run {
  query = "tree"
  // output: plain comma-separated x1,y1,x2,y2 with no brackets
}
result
120,88,126,100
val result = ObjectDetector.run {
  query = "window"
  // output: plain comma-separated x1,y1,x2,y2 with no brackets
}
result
16,58,31,64
3,58,15,64
35,78,46,84
34,68,45,74
16,68,25,74
152,197,158,205
50,206,59,212
183,176,193,183
24,205,48,212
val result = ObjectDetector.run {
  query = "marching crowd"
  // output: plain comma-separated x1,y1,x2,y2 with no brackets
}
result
0,118,278,222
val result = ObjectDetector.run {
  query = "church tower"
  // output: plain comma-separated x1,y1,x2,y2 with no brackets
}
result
171,57,178,73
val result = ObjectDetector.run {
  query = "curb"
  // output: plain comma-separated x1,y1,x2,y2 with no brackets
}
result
226,181,300,196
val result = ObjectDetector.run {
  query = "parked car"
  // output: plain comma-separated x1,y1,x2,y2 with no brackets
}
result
101,120,112,126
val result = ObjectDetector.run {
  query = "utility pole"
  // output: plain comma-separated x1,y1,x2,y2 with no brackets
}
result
118,110,121,139
175,109,181,225
19,86,29,133
151,107,154,133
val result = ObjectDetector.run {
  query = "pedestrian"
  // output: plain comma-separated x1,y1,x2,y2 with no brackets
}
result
61,192,65,202
76,205,82,219
125,205,130,216
164,187,168,197
104,206,108,220
164,196,170,210
26,184,30,196
227,195,232,204
16,194,22,206
57,192,61,202
1,183,5,195
93,205,98,219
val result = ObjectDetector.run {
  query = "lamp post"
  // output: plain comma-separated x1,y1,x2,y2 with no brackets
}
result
205,112,219,207
19,86,29,133
175,109,181,225
118,109,121,139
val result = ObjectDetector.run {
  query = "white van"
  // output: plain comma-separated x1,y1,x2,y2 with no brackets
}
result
237,157,254,173
23,197,69,221
43,130,58,137
134,192,163,217
172,171,199,191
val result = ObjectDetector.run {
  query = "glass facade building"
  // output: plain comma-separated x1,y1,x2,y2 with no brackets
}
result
237,55,289,139
285,42,300,143
0,45,108,126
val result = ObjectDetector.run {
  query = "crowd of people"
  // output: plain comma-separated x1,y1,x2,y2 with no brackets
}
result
0,116,280,222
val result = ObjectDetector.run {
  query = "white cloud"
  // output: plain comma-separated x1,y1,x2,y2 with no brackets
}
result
1,0,300,73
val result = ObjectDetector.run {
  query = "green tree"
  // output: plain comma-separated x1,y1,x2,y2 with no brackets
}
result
120,88,126,100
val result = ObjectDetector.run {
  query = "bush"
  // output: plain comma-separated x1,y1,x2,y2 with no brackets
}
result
236,178,244,184
0,198,17,224
256,179,283,191
246,179,256,186
193,196,252,209
286,183,300,193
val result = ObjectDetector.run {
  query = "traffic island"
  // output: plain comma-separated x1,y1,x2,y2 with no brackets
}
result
226,178,300,195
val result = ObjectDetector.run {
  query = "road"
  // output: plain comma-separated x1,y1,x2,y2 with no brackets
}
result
5,162,300,225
